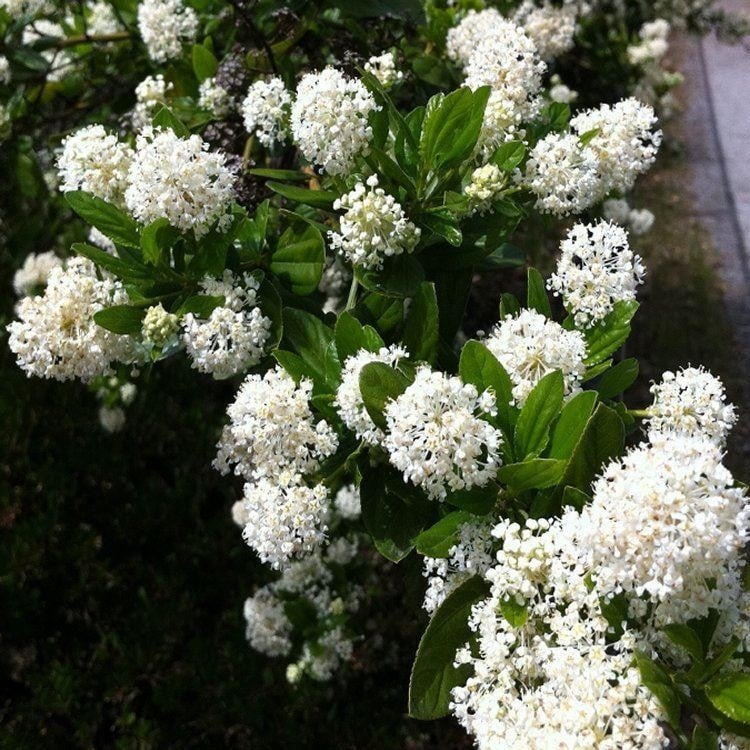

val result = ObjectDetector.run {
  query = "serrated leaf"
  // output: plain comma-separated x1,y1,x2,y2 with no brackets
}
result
355,253,424,298
513,371,564,459
414,511,473,558
548,391,599,460
282,308,335,388
584,301,638,366
705,673,750,724
152,106,190,137
270,225,325,295
66,192,140,248
497,458,566,491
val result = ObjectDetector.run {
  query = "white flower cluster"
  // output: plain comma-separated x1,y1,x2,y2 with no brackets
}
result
549,74,578,104
329,175,421,270
464,163,506,215
452,517,667,749
513,1,578,60
603,197,656,235
198,77,233,117
7,258,137,382
137,0,198,63
364,51,402,88
628,19,670,66
646,366,737,446
182,271,271,378
548,220,645,327
241,77,291,148
333,483,361,520
243,588,293,657
125,126,235,237
446,9,506,67
133,74,172,131
422,519,495,614
87,0,123,36
57,125,134,206
383,366,503,501
0,0,45,15
290,67,377,176
335,345,408,445
571,98,663,196
13,250,62,297
0,55,9,84
484,309,587,405
99,405,126,433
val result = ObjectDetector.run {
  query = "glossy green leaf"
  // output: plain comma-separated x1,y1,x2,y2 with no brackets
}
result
706,673,750,724
192,44,218,83
93,305,145,334
499,597,528,628
267,181,337,209
414,511,473,558
548,391,599,460
66,192,140,248
497,458,566,491
358,361,410,430
514,371,564,460
270,225,325,295
403,282,439,365
596,358,639,399
526,267,551,317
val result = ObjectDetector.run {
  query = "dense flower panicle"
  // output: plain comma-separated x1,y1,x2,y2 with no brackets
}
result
0,55,9,84
87,0,123,35
628,19,671,65
522,132,600,215
243,588,292,656
57,125,133,206
7,258,137,382
451,517,668,750
383,366,503,501
124,127,235,237
99,405,126,433
133,74,172,130
549,75,578,104
0,0,45,15
578,437,749,610
329,175,420,270
364,51,402,88
464,163,506,215
629,207,656,234
295,626,353,681
603,197,656,235
484,309,587,405
13,251,62,297
335,345,409,445
137,0,198,62
198,77,233,116
290,67,377,175
422,520,495,614
240,478,330,569
514,1,578,60
182,271,271,378
241,77,291,148
214,366,338,480
446,9,506,67
141,303,178,347
646,366,737,445
548,220,645,327
571,98,662,195
333,484,361,520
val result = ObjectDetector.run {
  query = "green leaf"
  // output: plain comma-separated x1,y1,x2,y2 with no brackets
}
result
499,293,520,318
192,44,218,83
706,673,750,724
403,282,439,365
526,268,551,318
332,0,424,21
247,168,309,182
66,192,140,248
418,212,462,246
270,225,325,295
548,391,599,460
355,254,424,298
514,371,564,460
477,243,525,271
635,652,682,727
334,312,384,362
267,181,337,209
72,243,149,282
499,597,528,628
690,726,719,750
595,358,639,399
282,308,335,388
358,361,410,430
358,292,404,333
497,458,566,491
414,511,473,558
561,485,591,511
408,576,491,720
491,140,526,172
273,350,310,383
662,623,705,666
152,106,190,137
93,305,145,334
584,301,638,366
458,341,515,439
256,279,283,349
419,86,491,173
445,486,497,515
140,218,179,266
176,294,224,317
360,467,436,563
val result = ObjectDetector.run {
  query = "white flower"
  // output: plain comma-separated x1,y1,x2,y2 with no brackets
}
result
364,51,402,88
243,589,292,656
198,77,233,117
7,257,137,382
446,9,506,67
182,271,271,378
484,309,587,405
514,1,577,60
290,67,377,176
13,251,62,297
549,80,577,104
241,477,330,569
570,98,662,196
578,437,749,616
0,0,45,15
87,1,123,36
137,0,198,63
642,19,671,40
0,55,10,84
124,127,235,238
88,227,116,254
57,125,133,206
99,405,126,433
383,366,503,501
335,345,409,444
297,626,354,681
548,220,645,327
602,197,631,224
628,207,655,235
464,163,506,215
241,77,291,148
522,132,600,216
133,74,172,130
214,366,339,480
333,484,361,520
646,366,737,446
329,175,420,270
141,302,178,346
120,381,137,405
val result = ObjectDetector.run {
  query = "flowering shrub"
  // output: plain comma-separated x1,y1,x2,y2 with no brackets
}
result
3,0,750,747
